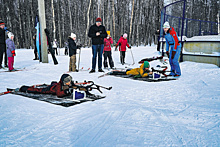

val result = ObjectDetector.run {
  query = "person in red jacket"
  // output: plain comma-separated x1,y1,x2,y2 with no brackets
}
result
19,74,75,98
103,33,114,69
115,33,131,65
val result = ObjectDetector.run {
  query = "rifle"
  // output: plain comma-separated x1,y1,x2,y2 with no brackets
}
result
73,81,112,94
151,66,172,77
138,56,163,64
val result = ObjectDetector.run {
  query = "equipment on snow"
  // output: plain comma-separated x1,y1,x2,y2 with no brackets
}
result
138,56,163,64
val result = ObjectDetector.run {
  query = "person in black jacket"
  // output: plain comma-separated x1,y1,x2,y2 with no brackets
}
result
33,35,39,60
68,33,81,72
88,17,107,73
0,20,8,68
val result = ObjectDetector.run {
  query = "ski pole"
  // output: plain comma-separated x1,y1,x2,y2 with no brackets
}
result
78,48,81,71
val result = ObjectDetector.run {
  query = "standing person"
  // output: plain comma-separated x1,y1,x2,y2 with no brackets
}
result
103,31,114,69
0,20,8,68
115,33,131,65
155,29,161,52
88,17,107,73
33,35,39,60
6,32,16,72
163,21,181,76
53,39,58,55
64,41,68,55
68,33,81,72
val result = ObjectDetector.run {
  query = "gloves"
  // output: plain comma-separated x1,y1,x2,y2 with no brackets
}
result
128,46,131,49
64,89,71,95
134,74,142,78
77,44,82,49
171,51,176,59
4,27,8,32
166,51,169,58
11,50,16,56
119,43,121,46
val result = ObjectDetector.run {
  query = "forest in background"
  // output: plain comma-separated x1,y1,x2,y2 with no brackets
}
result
0,0,219,48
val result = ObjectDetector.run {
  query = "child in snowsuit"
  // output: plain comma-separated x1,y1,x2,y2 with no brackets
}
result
103,32,114,69
110,61,152,78
163,21,181,76
6,32,16,72
126,61,152,78
19,74,88,98
115,33,131,65
68,33,81,72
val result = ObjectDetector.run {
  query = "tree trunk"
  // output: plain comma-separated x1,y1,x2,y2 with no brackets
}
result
129,0,135,43
85,0,92,46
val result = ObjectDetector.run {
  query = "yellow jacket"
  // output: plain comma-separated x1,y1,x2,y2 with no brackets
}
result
126,63,149,77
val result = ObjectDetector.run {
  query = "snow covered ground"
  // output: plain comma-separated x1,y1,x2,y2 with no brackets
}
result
0,46,220,146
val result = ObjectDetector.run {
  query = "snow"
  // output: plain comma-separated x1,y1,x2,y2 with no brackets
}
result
185,35,220,42
0,46,220,146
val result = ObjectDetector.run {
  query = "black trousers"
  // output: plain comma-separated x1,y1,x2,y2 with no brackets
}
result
64,47,68,55
120,51,126,64
103,51,114,68
34,46,38,59
0,43,7,66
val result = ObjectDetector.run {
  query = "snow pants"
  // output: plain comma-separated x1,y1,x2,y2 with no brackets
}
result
103,51,114,68
120,51,126,64
92,44,104,70
169,45,181,75
8,57,14,71
69,54,76,72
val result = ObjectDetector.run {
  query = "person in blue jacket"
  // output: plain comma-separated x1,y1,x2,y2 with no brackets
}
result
163,21,181,76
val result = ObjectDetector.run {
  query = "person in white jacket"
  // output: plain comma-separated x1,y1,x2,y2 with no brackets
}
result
52,39,58,55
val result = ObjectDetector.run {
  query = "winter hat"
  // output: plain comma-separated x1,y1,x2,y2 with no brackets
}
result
123,33,127,38
61,74,72,85
163,21,170,29
143,61,150,69
107,31,110,36
8,32,14,39
96,17,102,22
0,20,5,26
69,33,76,39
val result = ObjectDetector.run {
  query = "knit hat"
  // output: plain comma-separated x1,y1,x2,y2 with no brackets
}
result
61,74,72,85
8,32,14,39
143,61,150,69
107,31,110,36
123,33,127,38
96,17,102,22
69,33,76,39
163,21,170,29
0,20,5,26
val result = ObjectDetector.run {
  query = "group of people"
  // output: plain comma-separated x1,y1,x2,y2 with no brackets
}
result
0,20,16,71
88,17,131,73
0,17,181,77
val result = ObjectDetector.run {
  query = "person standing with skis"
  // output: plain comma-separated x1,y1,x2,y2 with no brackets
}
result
53,39,58,55
163,21,181,76
6,32,16,72
33,35,39,60
103,31,114,69
68,33,81,72
0,20,8,69
115,33,131,65
88,17,107,73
